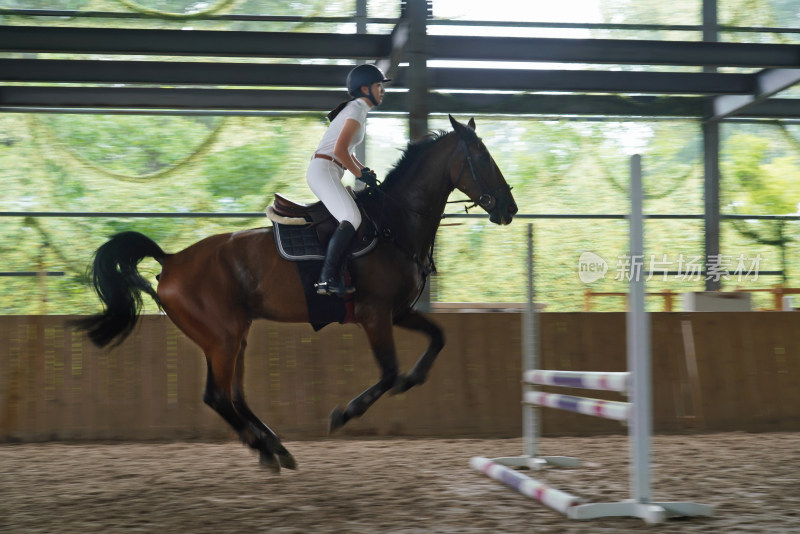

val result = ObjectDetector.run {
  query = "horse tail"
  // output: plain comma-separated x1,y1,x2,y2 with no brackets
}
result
73,231,168,348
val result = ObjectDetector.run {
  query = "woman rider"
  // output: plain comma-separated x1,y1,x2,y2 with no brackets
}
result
307,64,389,297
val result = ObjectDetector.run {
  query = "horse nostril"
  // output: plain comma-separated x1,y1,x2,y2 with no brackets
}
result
508,203,518,215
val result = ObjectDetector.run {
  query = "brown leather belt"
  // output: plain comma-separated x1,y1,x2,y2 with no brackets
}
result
312,153,346,170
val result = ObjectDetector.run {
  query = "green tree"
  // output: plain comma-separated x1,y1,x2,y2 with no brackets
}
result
722,126,800,281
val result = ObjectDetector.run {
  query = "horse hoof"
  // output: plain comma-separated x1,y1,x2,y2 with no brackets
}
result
259,451,281,474
329,406,346,434
278,450,298,470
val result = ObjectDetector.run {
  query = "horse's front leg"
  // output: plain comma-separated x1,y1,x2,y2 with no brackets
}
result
391,310,445,394
329,311,398,433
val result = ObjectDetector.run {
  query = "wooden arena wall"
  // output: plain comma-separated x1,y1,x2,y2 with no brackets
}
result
1,313,799,442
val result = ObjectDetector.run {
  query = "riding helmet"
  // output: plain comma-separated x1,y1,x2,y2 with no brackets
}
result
346,64,391,97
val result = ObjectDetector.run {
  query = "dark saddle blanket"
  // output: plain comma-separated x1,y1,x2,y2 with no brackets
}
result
266,193,372,331
266,193,377,261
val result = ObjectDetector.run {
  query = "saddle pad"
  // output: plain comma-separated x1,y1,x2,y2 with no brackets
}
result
294,260,355,332
273,221,378,261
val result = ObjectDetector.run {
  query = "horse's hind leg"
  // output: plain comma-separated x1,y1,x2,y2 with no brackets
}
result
391,310,445,394
202,339,293,473
231,333,296,471
163,299,293,472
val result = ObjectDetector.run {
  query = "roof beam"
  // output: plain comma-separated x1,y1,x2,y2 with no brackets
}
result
710,68,800,121
420,68,753,94
0,85,705,116
7,85,800,118
425,93,704,117
730,96,800,119
427,35,800,68
4,25,800,68
0,25,390,58
0,59,352,87
0,59,754,95
0,86,344,112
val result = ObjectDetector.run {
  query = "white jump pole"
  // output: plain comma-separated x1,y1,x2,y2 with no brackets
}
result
523,391,630,422
524,370,629,392
470,457,583,514
472,156,714,524
628,153,652,508
564,155,713,523
523,222,536,460
491,223,578,469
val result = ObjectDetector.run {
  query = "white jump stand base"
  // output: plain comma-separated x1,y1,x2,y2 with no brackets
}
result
492,455,580,470
489,456,713,525
568,500,715,525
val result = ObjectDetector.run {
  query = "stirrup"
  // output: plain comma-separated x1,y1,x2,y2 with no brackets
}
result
315,278,355,297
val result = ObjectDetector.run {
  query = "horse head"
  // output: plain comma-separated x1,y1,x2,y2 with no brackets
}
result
447,115,518,225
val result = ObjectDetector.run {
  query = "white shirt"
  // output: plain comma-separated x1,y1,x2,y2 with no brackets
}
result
315,98,369,158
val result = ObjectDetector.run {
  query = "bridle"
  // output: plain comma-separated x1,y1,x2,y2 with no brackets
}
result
449,135,513,214
358,130,511,281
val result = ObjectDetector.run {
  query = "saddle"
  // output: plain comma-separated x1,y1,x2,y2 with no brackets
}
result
266,193,377,261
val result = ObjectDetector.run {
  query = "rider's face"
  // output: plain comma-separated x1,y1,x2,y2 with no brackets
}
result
363,82,385,105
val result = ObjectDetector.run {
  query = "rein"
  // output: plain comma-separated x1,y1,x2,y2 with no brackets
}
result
360,185,438,278
359,130,509,276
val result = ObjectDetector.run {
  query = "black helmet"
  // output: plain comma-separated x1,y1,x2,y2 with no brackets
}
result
346,64,391,97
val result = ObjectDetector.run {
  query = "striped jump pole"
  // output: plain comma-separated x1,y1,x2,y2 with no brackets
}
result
524,370,629,393
470,457,582,515
523,391,630,422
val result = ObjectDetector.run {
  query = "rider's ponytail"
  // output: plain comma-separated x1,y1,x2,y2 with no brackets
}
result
327,98,356,122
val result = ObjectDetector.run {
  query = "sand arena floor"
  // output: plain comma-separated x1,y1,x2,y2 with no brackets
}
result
1,432,799,533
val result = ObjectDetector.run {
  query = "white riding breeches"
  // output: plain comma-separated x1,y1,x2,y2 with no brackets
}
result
306,157,362,230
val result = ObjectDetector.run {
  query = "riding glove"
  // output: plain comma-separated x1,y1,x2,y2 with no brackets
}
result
357,168,379,187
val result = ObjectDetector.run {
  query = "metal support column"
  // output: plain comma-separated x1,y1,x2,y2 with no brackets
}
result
353,0,367,183
703,0,721,291
703,116,721,291
406,0,429,142
406,0,431,309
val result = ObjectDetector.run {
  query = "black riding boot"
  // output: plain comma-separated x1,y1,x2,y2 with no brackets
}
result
315,221,356,297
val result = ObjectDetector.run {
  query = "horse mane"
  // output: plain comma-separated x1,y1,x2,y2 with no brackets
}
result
378,130,452,190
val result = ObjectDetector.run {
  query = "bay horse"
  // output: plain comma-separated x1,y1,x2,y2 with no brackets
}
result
74,115,517,472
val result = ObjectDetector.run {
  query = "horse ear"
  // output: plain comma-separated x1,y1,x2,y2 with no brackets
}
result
448,114,460,131
468,117,476,130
